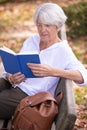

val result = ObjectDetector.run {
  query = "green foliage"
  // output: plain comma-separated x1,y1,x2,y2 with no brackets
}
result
75,86,87,105
0,0,8,3
0,0,31,4
63,2,87,38
84,86,87,93
75,91,83,104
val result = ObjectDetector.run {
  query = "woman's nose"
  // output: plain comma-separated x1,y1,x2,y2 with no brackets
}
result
41,25,47,31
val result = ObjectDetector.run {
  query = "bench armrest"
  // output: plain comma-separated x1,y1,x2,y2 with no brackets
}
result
55,78,77,130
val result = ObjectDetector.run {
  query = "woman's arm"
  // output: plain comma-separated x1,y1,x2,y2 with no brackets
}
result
27,63,84,84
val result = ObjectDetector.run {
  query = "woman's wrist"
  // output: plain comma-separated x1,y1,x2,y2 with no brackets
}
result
6,73,14,85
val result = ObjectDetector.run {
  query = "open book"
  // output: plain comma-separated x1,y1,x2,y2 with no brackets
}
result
0,46,40,78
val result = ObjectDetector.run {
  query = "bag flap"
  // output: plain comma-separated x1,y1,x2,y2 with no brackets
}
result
19,91,63,110
20,92,57,110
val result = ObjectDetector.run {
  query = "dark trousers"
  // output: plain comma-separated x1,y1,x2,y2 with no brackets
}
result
0,78,28,120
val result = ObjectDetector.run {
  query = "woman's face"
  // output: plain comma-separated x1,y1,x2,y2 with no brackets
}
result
36,19,58,44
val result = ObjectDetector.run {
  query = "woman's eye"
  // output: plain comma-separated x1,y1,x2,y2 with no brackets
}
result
46,24,50,27
37,24,42,28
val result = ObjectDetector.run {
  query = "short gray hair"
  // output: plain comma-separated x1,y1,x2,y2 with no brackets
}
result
34,3,67,28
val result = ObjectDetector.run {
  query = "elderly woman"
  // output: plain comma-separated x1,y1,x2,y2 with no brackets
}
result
0,2,87,120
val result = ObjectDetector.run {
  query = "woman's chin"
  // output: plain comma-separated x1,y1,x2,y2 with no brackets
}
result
41,37,49,42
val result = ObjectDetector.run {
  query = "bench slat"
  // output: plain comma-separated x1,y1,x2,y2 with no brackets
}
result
55,78,77,130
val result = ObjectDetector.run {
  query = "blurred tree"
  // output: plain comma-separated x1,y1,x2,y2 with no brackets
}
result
63,2,87,38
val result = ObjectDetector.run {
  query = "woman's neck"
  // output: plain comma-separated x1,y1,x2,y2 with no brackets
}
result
39,38,61,51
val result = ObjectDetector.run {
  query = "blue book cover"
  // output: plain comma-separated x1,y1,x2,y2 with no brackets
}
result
0,46,40,78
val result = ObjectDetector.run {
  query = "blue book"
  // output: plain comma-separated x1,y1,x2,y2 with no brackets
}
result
0,46,40,78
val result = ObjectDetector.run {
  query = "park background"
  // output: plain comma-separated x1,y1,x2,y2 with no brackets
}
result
0,0,87,129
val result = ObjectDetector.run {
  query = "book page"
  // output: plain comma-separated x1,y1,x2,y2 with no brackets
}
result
18,51,39,55
0,46,16,55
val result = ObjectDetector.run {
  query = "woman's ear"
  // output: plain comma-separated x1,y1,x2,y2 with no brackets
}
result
57,27,61,39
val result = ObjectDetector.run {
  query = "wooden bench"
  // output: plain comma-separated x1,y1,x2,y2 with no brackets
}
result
54,78,77,130
0,78,77,130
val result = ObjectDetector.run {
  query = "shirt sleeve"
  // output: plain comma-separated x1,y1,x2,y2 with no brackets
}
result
2,71,7,80
65,45,87,86
20,34,39,53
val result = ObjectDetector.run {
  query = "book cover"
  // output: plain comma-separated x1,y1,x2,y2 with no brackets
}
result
0,46,40,78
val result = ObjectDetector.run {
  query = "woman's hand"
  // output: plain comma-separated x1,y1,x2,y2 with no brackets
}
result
6,72,26,84
27,63,84,83
27,63,55,77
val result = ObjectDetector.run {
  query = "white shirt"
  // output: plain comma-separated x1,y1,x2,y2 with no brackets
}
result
2,34,87,96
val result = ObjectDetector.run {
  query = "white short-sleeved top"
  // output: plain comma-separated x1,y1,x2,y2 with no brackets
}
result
2,34,87,96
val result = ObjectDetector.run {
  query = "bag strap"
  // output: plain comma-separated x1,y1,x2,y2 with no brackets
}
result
56,91,63,104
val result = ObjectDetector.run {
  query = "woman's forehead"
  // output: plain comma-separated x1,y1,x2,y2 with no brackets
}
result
36,17,50,25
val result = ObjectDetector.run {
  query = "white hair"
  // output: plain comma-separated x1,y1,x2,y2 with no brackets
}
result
34,3,67,28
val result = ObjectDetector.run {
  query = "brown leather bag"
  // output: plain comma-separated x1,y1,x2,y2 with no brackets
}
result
11,91,63,130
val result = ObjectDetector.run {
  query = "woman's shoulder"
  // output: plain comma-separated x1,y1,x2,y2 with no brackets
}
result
58,40,70,49
58,40,74,54
20,34,40,51
24,34,40,44
60,40,68,46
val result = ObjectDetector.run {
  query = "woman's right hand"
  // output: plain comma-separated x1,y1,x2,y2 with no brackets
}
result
6,72,26,84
